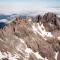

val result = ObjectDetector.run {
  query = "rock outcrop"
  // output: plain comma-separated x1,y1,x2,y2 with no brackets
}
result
0,12,60,60
42,12,60,31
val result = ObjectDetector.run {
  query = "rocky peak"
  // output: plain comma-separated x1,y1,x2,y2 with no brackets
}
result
41,12,60,32
0,12,60,60
43,12,57,22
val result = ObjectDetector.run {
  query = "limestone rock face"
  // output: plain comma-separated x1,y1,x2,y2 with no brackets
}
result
43,13,56,21
0,13,60,60
42,13,60,32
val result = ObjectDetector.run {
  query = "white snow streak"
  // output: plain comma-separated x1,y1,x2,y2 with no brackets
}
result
32,23,53,39
0,51,19,60
25,48,48,60
55,51,59,60
58,37,60,41
34,52,44,59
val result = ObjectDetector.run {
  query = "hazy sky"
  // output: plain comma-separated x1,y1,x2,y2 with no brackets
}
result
0,0,60,14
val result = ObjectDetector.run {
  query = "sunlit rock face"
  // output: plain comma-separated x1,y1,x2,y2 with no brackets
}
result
0,12,60,60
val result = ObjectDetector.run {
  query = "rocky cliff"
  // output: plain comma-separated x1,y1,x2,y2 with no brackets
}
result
0,12,60,60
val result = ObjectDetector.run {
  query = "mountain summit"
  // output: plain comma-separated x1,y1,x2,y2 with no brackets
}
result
0,12,60,60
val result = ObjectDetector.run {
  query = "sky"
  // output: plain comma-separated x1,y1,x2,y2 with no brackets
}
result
0,0,60,14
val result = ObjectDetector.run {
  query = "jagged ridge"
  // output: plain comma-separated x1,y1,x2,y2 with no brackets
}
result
0,12,60,60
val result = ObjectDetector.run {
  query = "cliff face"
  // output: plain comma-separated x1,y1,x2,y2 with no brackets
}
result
0,12,60,60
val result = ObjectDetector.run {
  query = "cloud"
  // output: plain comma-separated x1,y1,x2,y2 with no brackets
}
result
0,5,60,15
0,19,7,23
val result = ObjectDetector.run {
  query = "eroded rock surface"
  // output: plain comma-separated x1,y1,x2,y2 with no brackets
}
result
0,13,60,60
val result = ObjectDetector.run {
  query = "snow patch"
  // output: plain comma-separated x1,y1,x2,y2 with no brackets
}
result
0,51,19,60
0,51,7,59
20,38,25,43
32,23,53,39
34,52,44,59
25,48,32,54
55,51,59,60
37,23,53,37
32,23,37,34
25,48,48,60
58,37,60,41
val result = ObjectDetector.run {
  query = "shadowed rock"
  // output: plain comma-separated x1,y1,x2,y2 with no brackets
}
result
2,58,9,60
35,15,42,23
42,12,59,31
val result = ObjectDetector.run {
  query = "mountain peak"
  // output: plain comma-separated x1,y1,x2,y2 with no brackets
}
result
0,12,60,60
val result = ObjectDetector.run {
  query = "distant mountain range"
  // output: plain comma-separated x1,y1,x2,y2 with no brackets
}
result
0,12,60,29
0,11,60,24
0,22,7,29
0,14,33,23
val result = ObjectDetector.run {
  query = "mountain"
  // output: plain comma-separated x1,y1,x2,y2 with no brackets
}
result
0,22,7,29
0,11,60,23
0,12,60,60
